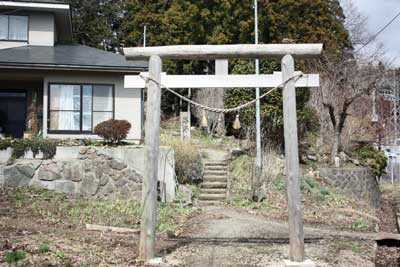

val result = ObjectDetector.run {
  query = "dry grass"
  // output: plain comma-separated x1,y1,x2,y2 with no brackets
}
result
229,152,378,232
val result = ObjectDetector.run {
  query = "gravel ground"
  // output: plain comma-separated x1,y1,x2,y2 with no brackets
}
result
165,206,376,267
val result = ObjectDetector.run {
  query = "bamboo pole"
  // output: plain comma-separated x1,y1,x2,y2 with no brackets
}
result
139,55,162,262
282,54,305,262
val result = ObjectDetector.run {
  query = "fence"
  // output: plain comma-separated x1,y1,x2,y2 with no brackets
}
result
383,156,400,184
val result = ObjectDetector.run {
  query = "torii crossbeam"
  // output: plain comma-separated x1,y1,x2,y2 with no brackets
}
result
125,71,319,89
124,44,323,266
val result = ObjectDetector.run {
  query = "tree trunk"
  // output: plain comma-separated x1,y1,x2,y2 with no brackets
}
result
331,128,341,165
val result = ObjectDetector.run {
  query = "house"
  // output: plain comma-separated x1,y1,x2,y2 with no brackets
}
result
0,0,147,142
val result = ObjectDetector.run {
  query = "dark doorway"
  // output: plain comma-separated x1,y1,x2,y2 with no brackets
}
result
0,91,27,138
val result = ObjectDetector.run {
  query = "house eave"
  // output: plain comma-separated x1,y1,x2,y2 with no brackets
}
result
0,1,70,10
0,63,146,73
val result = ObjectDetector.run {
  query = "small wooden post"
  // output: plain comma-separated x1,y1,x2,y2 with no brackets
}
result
282,54,305,262
139,55,162,262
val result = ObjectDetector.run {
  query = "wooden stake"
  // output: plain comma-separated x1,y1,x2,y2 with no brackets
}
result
282,54,305,262
139,55,162,262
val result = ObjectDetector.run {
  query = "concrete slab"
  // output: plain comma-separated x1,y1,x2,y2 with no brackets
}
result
283,259,316,267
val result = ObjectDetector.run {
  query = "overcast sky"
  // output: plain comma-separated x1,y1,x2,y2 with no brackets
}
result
350,0,400,67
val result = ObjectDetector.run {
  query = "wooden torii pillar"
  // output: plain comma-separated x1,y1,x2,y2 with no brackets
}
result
124,44,322,265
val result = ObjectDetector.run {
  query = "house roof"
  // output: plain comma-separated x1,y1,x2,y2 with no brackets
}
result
0,45,148,73
1,0,65,3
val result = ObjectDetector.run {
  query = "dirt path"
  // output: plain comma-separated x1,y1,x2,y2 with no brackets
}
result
375,185,400,267
165,206,376,267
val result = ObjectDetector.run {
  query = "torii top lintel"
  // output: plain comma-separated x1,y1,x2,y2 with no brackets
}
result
123,44,323,60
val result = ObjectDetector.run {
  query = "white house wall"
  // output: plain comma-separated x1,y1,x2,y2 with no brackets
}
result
0,12,55,49
29,12,55,46
43,72,143,142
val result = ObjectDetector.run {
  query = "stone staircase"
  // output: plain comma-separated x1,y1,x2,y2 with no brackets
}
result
199,160,228,205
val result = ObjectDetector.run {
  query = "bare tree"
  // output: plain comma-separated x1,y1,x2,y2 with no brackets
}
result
341,0,386,63
308,0,388,164
317,54,384,163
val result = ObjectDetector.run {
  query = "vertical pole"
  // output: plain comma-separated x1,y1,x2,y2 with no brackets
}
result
254,0,262,173
216,59,228,135
188,88,191,141
139,55,162,262
143,25,147,47
282,54,305,262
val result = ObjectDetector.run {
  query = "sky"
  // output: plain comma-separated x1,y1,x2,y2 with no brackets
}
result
350,0,400,67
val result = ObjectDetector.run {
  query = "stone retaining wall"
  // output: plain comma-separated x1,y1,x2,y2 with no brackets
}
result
0,145,176,202
0,147,143,200
320,167,381,208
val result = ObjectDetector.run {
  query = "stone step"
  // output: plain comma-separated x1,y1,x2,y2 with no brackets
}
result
198,200,223,206
201,182,227,189
199,193,226,201
204,166,228,171
204,162,228,167
203,176,227,182
203,170,227,177
200,188,227,194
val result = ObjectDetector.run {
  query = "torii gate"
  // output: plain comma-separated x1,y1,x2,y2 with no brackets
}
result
124,44,322,267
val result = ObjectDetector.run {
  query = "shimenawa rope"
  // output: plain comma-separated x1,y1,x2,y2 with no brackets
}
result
139,73,304,114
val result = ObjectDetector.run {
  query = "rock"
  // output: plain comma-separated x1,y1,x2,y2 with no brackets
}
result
146,257,167,266
177,184,193,205
334,156,340,168
80,172,100,196
70,162,83,182
3,165,33,187
131,190,142,200
339,151,348,162
83,160,93,172
62,163,72,180
118,186,130,198
15,164,36,178
115,178,128,187
99,182,116,196
307,155,317,162
94,162,106,179
230,148,245,158
86,147,96,154
29,179,54,190
79,147,89,154
109,159,127,171
121,167,132,176
253,189,267,203
131,183,142,192
110,171,122,181
349,158,360,166
127,169,142,183
99,173,110,186
16,160,42,170
54,180,76,194
38,164,62,181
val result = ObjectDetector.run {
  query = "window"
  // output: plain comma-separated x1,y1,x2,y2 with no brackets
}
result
49,84,114,133
0,15,28,41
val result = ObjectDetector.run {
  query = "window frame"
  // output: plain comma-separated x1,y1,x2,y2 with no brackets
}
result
47,83,115,135
0,15,29,42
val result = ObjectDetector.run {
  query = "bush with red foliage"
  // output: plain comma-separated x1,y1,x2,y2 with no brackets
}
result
94,119,131,144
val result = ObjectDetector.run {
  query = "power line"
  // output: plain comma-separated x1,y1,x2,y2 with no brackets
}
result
356,10,400,52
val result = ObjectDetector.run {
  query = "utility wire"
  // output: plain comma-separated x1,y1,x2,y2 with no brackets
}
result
356,10,400,52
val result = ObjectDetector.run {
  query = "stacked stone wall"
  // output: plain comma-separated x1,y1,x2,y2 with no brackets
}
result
0,147,143,200
320,167,381,208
